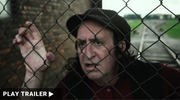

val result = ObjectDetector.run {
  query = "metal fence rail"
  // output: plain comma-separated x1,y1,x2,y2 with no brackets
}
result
0,0,180,99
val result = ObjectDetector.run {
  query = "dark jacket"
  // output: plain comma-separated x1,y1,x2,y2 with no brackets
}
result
65,60,164,99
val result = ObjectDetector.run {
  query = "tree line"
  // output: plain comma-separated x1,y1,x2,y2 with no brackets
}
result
124,14,180,20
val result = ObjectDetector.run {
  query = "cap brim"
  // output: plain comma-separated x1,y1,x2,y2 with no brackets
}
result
66,14,109,38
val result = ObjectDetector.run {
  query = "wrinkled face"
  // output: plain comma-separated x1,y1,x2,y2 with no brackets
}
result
77,20,119,81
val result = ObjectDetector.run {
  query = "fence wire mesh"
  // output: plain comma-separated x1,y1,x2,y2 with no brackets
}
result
0,0,180,99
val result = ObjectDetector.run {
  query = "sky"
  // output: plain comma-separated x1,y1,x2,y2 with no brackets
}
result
103,0,180,17
0,0,11,19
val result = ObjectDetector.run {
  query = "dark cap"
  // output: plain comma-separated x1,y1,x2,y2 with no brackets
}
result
66,8,131,50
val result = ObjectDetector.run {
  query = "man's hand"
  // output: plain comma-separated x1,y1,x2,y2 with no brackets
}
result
13,21,55,74
13,21,55,91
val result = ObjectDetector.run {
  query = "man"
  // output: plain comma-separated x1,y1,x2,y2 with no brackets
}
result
13,8,180,99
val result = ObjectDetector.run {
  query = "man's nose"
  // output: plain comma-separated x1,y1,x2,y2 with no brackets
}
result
83,43,95,60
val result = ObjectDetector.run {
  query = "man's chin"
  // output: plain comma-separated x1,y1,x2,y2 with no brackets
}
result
86,71,103,81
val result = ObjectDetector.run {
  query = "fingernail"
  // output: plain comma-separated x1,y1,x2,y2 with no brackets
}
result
19,28,23,34
17,38,20,42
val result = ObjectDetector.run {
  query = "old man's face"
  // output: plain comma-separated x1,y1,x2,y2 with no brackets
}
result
77,20,120,84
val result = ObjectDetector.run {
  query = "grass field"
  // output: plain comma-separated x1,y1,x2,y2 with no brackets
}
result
128,19,180,39
161,20,180,39
127,20,141,37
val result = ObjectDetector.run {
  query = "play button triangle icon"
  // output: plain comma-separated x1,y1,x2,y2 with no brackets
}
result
48,91,53,97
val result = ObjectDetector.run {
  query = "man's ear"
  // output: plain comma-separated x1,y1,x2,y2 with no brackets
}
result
119,41,126,52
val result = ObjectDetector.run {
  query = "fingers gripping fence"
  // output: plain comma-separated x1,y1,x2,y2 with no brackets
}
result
0,0,180,99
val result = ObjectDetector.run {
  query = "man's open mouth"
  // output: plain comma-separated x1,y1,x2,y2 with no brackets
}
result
85,63,98,67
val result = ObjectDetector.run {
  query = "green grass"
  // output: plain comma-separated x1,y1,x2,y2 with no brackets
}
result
161,20,180,39
127,20,141,38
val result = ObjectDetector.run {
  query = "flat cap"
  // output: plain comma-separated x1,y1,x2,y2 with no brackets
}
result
66,8,131,50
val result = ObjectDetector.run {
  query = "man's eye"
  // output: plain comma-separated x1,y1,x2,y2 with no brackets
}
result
94,40,102,45
78,42,86,48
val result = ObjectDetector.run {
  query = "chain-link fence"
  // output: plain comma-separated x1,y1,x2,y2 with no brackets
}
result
0,0,180,99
